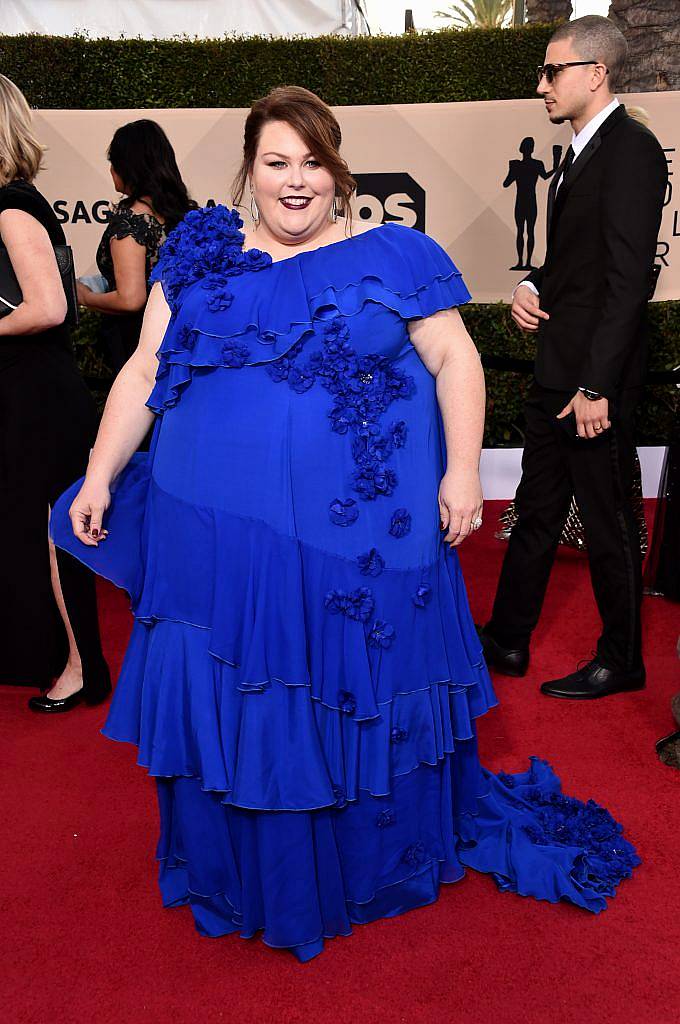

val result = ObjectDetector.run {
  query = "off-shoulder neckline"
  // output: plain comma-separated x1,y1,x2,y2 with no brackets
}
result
244,220,398,268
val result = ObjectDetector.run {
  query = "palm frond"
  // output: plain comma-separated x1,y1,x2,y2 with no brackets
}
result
435,0,513,29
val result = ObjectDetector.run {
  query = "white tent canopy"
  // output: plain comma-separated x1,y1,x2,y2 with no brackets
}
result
1,0,368,39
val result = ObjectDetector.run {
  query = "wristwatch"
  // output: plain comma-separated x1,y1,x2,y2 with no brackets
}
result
578,387,603,401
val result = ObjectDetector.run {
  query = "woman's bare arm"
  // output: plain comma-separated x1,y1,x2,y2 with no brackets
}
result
408,307,485,545
0,209,67,335
77,233,148,314
69,282,170,545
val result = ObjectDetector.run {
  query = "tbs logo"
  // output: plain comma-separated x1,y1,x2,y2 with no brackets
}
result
352,173,425,232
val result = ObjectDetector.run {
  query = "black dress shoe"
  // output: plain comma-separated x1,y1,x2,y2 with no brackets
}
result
477,625,529,677
28,663,112,714
28,689,85,713
540,658,646,700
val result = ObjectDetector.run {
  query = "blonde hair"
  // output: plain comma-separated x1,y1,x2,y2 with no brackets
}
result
0,75,46,186
626,106,650,128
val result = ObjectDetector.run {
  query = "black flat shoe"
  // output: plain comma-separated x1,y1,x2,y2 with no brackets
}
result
28,689,85,713
28,662,112,714
540,658,646,700
477,625,529,677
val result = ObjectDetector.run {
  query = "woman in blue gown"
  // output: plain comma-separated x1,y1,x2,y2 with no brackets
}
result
52,87,639,962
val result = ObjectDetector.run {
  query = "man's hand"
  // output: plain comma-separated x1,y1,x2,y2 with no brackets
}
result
511,284,550,332
557,391,611,439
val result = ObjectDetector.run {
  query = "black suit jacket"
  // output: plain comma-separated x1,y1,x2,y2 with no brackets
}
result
524,105,667,399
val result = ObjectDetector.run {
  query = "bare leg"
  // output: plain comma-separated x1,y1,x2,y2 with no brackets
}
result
47,510,84,700
526,214,536,268
510,213,525,270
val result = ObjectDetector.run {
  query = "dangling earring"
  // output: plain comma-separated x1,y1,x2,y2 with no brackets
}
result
330,196,338,223
250,185,260,226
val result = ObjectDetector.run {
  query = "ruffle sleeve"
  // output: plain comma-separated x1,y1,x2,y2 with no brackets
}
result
307,221,472,323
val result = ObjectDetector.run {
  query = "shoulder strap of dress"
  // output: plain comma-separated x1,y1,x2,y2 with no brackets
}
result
0,181,40,214
0,183,66,245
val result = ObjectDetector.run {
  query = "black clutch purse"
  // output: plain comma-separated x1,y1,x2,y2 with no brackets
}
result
0,244,79,328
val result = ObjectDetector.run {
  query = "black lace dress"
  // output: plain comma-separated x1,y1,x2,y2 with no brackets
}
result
96,204,166,374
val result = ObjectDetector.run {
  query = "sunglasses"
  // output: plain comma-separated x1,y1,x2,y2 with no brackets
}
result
536,61,608,84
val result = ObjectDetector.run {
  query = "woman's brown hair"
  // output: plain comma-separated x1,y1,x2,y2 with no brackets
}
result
231,86,356,225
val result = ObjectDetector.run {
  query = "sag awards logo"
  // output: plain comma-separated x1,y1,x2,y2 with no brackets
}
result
50,174,427,232
52,199,113,224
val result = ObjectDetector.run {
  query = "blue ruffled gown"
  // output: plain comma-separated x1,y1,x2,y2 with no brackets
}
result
52,208,639,962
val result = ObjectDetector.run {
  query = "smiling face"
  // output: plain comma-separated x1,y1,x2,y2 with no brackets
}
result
249,120,336,245
537,38,610,132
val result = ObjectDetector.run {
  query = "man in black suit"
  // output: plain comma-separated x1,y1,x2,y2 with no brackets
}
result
481,16,668,699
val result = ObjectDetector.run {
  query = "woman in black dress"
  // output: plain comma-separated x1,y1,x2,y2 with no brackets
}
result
77,119,196,374
0,74,109,710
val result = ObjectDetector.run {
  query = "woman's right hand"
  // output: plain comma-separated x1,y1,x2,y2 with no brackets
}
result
76,280,94,307
69,478,111,546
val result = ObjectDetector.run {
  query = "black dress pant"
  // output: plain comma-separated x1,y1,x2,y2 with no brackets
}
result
488,381,643,672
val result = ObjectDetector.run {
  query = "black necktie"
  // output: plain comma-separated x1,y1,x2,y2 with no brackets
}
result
562,144,575,180
548,144,575,226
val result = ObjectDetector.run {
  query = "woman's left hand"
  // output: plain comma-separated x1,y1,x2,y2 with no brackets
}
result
438,468,483,547
76,280,93,306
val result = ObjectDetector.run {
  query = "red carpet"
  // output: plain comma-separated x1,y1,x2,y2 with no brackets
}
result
3,501,679,1024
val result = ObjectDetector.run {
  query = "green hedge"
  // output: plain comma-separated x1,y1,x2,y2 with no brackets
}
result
72,302,679,448
1,27,553,108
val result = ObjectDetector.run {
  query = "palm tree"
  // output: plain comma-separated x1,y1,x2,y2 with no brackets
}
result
609,0,679,91
435,0,514,29
525,1,572,23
